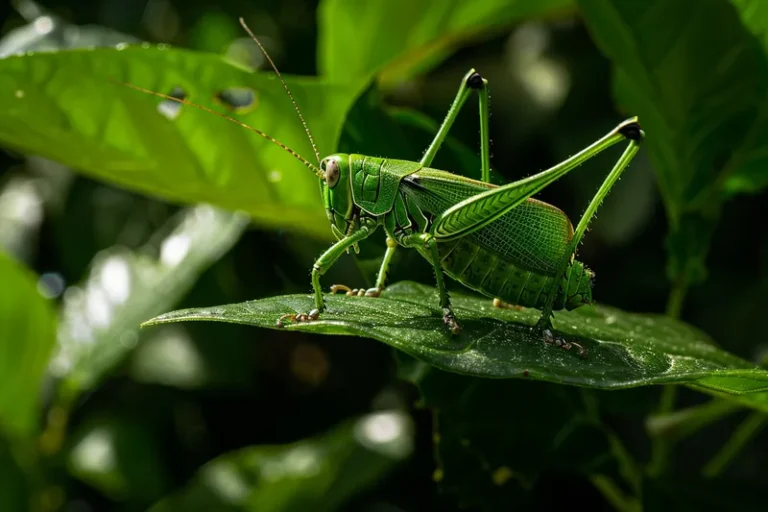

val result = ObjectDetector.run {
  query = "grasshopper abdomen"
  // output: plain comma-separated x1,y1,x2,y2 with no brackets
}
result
430,238,592,311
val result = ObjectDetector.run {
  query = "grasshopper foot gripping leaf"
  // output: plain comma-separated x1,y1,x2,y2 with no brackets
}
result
443,309,461,336
330,284,383,297
276,308,321,328
542,328,587,359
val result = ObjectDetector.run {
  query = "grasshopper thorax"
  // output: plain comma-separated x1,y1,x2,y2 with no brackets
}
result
320,154,356,241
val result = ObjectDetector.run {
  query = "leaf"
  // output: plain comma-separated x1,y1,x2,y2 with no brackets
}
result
727,0,768,195
143,281,768,410
0,436,30,511
643,477,768,512
578,0,768,285
67,416,170,503
51,205,247,396
0,251,57,436
0,46,361,240
318,0,574,85
150,411,413,512
418,371,629,510
0,3,138,57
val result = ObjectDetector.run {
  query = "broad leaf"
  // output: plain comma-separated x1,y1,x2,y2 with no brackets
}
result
318,0,574,85
0,251,57,436
0,46,360,239
0,436,30,511
416,370,632,511
143,282,768,410
67,416,170,503
0,4,138,57
51,205,247,396
578,0,768,286
150,411,413,512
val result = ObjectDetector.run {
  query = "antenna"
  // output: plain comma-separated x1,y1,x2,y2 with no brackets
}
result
238,17,322,166
113,80,324,178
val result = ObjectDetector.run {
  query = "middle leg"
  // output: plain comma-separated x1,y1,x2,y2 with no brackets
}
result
399,232,460,335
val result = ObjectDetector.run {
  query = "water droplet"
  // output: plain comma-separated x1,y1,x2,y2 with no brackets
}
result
15,90,24,99
214,87,257,113
157,86,185,120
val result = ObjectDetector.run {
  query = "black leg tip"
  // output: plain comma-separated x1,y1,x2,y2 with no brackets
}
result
618,121,643,141
466,72,484,89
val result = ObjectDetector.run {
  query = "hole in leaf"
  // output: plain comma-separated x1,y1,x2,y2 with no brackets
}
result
214,87,257,113
157,86,186,120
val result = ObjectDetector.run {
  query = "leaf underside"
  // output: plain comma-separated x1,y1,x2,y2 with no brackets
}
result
144,281,768,409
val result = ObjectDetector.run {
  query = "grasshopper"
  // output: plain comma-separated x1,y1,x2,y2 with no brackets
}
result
125,19,644,356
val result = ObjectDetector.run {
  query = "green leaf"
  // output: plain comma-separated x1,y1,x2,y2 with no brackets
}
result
0,251,57,436
727,0,768,195
578,0,768,285
418,371,629,510
0,436,31,511
143,281,768,409
150,411,413,512
51,205,247,396
0,46,361,240
318,0,574,85
0,5,138,56
67,416,170,503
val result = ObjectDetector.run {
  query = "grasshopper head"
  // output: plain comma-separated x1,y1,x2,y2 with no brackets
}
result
320,154,356,240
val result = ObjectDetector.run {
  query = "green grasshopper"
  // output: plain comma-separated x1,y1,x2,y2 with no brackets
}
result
125,19,644,357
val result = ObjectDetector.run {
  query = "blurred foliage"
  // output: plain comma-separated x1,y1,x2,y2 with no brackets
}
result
318,0,574,86
580,0,768,301
0,251,57,436
151,411,413,512
0,0,767,511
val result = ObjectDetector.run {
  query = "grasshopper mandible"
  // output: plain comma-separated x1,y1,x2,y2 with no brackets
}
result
124,19,644,356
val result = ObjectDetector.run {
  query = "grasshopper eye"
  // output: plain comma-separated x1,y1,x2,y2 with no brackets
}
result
325,159,340,188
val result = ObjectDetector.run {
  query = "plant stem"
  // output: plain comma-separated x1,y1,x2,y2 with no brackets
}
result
590,475,642,512
665,278,687,319
646,386,676,478
581,390,642,503
702,412,767,477
646,277,690,477
646,399,741,441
